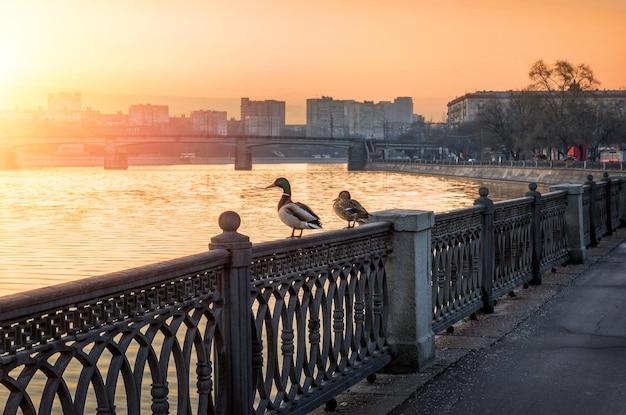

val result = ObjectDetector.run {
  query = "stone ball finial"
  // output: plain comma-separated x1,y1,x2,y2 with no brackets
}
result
218,211,241,232
479,187,489,197
528,182,537,191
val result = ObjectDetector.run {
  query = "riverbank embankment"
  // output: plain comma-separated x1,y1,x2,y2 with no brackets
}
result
364,161,619,185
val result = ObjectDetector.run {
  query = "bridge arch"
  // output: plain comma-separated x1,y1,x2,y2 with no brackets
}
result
0,135,369,170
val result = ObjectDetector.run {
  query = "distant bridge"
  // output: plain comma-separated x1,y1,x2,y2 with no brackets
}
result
0,135,369,170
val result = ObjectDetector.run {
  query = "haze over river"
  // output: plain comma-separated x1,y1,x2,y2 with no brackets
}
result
0,163,544,298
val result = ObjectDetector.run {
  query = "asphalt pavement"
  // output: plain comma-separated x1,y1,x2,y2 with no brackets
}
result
311,227,626,415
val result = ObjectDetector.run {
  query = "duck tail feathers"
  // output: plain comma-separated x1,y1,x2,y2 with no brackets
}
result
356,215,371,224
307,219,323,229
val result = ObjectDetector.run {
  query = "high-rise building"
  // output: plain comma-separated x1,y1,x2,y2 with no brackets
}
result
347,100,385,139
128,104,169,126
306,97,349,138
240,98,285,136
306,97,386,139
383,97,414,123
191,110,228,135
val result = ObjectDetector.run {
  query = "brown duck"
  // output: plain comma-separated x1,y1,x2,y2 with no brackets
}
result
333,190,370,228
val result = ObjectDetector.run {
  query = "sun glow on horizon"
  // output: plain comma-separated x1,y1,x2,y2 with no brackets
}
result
0,43,13,87
0,0,624,122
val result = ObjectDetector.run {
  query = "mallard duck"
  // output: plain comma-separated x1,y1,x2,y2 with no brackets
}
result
333,190,370,228
266,177,323,238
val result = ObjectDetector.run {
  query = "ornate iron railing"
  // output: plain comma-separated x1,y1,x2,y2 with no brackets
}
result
595,180,609,238
539,191,570,273
2,175,623,413
0,220,393,415
583,185,592,246
249,223,392,414
431,206,484,334
0,250,230,415
430,184,575,333
491,197,534,298
609,178,621,230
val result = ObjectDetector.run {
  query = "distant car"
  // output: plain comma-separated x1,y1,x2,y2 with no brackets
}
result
468,158,478,162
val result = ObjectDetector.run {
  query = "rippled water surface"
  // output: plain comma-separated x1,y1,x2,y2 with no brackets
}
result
0,163,541,297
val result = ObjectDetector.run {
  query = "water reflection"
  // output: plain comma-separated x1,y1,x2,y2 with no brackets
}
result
0,163,543,297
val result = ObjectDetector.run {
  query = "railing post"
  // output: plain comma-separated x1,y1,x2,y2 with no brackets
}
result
209,211,253,415
585,175,598,246
474,187,495,313
371,209,435,372
526,183,542,285
619,177,626,227
549,184,587,263
602,172,613,235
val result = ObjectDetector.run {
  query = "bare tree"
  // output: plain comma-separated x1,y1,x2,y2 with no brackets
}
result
587,107,626,161
478,90,540,160
528,59,600,158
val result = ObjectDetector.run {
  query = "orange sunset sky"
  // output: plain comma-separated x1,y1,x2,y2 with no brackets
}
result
1,0,625,124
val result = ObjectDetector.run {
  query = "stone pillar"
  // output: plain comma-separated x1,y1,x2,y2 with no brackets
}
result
526,183,542,285
209,211,253,414
370,209,435,372
234,137,252,170
474,187,495,313
550,184,587,263
585,175,598,247
104,138,128,170
347,140,367,171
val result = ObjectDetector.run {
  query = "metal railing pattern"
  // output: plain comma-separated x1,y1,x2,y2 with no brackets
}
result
1,174,623,414
249,224,392,414
595,181,609,238
431,206,485,334
0,250,230,415
376,156,626,172
430,185,576,333
492,198,534,298
609,178,621,230
539,191,570,273
583,186,592,246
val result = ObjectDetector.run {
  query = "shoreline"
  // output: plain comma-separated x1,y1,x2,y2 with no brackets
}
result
364,161,620,185
6,155,349,169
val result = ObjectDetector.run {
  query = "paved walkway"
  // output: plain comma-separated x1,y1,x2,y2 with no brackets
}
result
312,227,626,415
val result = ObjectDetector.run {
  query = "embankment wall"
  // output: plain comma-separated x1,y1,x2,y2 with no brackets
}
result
364,161,619,185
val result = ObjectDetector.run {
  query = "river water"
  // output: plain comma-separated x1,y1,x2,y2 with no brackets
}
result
0,163,540,298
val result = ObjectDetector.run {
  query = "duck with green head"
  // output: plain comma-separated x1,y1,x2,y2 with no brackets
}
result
266,177,323,238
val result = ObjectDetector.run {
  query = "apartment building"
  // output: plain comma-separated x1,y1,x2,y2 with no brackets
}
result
306,96,349,138
240,97,285,137
128,104,169,126
191,110,228,135
447,90,626,125
307,96,414,139
383,96,414,123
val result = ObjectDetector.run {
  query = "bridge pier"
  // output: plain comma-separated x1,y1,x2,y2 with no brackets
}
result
347,141,368,171
104,138,128,170
235,138,252,170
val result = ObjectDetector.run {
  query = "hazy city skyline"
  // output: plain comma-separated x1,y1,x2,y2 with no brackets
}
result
1,0,625,124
